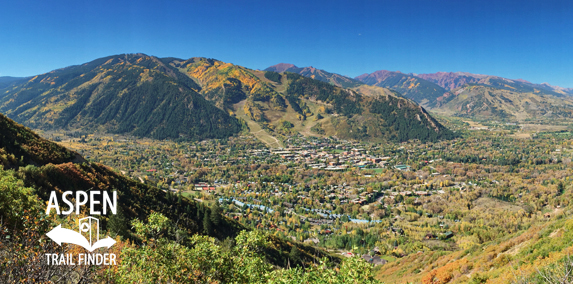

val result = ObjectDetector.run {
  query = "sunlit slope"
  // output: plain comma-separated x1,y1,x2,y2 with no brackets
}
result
0,54,242,140
174,58,455,143
0,54,455,143
433,85,573,122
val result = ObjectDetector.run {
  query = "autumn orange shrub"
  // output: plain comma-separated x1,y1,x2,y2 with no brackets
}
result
422,258,469,284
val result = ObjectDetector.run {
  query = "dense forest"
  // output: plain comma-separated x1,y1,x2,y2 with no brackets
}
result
286,73,363,117
368,96,457,142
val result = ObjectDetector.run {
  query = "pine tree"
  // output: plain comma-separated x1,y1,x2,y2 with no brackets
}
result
289,245,301,267
203,208,213,235
211,203,222,226
196,204,203,220
107,205,128,238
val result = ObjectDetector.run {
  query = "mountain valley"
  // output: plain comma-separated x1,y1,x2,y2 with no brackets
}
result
1,55,573,284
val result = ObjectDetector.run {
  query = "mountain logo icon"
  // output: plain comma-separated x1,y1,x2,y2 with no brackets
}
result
46,216,116,252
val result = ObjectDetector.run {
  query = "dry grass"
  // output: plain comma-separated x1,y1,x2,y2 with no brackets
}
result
473,197,524,213
520,124,569,132
232,100,283,148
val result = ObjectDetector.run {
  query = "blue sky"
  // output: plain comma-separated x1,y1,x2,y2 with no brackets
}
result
1,0,572,87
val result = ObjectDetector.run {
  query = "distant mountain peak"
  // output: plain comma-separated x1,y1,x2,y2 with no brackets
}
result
414,71,572,96
355,70,448,106
266,63,298,73
356,70,393,79
515,78,532,84
265,63,363,88
450,71,488,78
355,70,404,83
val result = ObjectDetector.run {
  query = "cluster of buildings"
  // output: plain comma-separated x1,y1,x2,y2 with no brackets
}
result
271,147,392,171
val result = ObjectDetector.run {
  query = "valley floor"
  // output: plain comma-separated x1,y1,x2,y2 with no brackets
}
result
33,116,573,283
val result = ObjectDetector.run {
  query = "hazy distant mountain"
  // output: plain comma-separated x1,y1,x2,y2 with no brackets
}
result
414,72,484,91
415,71,572,96
433,84,573,122
537,82,573,96
265,63,298,73
354,70,449,107
265,63,363,88
0,76,27,89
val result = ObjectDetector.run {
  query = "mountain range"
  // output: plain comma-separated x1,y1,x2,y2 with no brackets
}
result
4,54,571,146
267,63,573,122
415,71,573,96
265,63,363,88
414,72,573,121
0,54,455,144
433,85,573,121
355,70,447,107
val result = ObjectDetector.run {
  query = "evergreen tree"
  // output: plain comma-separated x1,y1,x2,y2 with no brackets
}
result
107,205,128,238
211,202,222,226
196,204,203,220
289,245,301,267
203,208,213,235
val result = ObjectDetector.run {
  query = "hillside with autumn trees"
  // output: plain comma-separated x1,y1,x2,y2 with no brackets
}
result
269,64,573,125
174,57,454,143
432,84,573,123
0,54,243,141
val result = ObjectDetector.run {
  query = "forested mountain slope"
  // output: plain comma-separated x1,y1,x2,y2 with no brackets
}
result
0,54,242,140
193,59,455,142
0,76,27,89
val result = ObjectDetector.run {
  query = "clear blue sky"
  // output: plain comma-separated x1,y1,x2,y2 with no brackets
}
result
1,0,572,87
